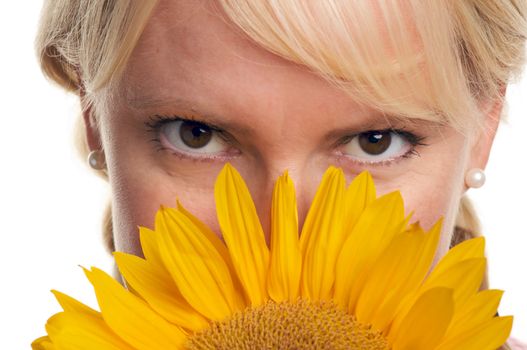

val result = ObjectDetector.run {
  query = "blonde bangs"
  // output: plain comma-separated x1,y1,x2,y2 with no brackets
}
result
218,0,519,132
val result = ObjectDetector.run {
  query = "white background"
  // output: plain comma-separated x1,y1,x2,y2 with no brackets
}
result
0,2,525,348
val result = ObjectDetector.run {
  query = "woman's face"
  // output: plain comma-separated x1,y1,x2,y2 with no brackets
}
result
88,0,499,262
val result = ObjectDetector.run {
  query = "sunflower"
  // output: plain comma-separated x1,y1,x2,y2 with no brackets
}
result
33,164,512,350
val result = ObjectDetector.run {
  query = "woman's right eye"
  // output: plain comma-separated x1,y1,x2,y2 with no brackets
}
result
156,119,230,156
161,119,228,153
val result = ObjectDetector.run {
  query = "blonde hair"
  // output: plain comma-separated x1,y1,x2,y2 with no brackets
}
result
36,1,526,345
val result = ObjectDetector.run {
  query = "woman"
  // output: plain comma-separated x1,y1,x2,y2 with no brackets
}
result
36,0,526,348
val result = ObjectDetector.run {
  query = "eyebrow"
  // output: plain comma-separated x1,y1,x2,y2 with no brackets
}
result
322,114,410,139
128,95,190,110
128,95,254,135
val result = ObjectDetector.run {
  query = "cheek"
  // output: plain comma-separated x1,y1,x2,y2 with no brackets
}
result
109,166,222,257
387,166,465,265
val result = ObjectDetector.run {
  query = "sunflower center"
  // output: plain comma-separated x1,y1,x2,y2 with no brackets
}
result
186,299,389,350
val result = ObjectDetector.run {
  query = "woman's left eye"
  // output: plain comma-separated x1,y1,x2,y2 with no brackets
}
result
340,130,422,164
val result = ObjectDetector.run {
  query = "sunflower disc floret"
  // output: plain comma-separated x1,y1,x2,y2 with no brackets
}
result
187,299,389,350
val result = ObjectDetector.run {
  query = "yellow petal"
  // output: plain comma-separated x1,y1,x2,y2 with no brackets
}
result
390,287,454,349
390,238,484,324
368,221,441,332
334,191,406,311
430,236,485,277
155,206,243,320
214,163,269,306
436,316,513,350
421,258,486,307
299,166,346,300
355,220,441,331
268,171,302,302
177,200,246,291
177,200,248,303
139,226,166,269
52,290,99,316
43,290,130,348
85,267,186,349
390,257,486,338
45,311,134,350
31,337,54,350
342,171,376,234
114,252,209,330
443,289,504,340
176,201,237,274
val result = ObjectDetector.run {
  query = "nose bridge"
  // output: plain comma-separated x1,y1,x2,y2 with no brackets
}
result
248,159,324,243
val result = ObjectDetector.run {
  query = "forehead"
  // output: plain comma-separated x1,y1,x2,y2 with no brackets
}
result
122,2,280,96
118,0,379,114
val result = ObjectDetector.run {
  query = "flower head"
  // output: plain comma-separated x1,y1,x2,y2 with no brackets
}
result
33,164,512,349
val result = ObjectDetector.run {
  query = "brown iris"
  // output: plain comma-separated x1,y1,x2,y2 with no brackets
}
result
180,121,213,148
358,131,391,155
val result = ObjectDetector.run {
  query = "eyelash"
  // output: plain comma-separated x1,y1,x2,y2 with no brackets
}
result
144,114,429,165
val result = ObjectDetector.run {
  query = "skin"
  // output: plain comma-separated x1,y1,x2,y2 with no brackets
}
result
83,0,504,264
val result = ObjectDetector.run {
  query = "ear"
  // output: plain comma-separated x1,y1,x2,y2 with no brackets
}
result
465,85,507,185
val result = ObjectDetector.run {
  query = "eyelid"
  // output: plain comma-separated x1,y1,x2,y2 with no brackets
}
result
145,114,222,132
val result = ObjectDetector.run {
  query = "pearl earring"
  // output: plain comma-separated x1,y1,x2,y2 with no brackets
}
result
465,168,486,189
88,150,106,170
